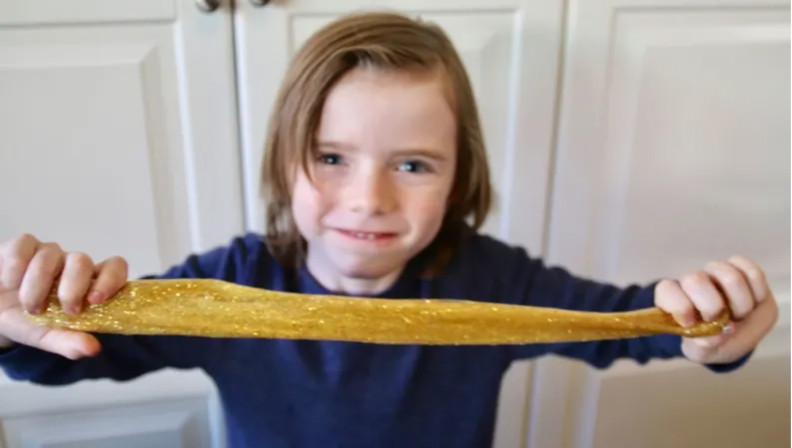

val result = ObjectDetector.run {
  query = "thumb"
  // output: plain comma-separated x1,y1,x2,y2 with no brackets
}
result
682,331,731,363
0,308,101,359
689,331,731,350
709,296,778,360
683,297,778,364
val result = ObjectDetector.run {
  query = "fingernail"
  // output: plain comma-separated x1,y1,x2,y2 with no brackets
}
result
87,290,104,304
28,305,44,315
69,302,82,315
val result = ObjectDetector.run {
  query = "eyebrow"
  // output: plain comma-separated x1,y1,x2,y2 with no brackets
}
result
391,148,447,162
314,141,351,150
315,141,447,161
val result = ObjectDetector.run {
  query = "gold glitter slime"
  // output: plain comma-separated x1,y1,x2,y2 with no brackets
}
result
26,279,728,344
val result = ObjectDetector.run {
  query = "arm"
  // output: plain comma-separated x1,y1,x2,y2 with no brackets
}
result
505,248,752,372
0,234,258,385
0,333,213,385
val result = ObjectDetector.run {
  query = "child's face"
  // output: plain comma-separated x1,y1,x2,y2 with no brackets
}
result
292,67,457,292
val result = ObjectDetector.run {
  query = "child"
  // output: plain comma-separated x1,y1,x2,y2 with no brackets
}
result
0,11,778,448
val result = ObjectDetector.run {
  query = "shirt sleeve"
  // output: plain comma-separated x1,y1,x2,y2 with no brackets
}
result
504,246,751,372
0,234,256,386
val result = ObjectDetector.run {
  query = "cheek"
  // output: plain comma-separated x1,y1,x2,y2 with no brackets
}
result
402,183,452,228
409,167,455,213
291,173,330,234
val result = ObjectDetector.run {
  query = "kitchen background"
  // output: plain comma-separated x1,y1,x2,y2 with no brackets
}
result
0,0,789,447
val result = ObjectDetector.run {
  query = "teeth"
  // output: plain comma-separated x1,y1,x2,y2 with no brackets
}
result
355,232,375,240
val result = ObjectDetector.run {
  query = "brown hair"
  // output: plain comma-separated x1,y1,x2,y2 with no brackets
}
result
261,11,492,275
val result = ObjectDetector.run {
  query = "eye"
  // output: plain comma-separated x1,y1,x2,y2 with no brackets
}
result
317,153,343,165
397,160,429,173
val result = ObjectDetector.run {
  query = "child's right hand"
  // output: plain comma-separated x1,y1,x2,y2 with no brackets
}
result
0,234,128,359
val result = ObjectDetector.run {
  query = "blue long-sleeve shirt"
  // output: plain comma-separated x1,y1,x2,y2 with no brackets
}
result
0,232,748,448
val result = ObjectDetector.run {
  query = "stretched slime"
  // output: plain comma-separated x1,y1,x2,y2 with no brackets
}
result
27,279,728,344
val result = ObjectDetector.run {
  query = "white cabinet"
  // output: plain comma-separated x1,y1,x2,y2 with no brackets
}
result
0,0,244,275
0,0,789,447
530,1,790,448
0,0,241,447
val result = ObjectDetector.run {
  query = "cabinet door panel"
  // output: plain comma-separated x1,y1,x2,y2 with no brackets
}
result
0,2,240,447
531,1,791,447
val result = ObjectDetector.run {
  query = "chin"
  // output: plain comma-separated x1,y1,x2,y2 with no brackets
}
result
334,255,405,280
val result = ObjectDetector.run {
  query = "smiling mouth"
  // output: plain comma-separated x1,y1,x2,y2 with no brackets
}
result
335,229,397,241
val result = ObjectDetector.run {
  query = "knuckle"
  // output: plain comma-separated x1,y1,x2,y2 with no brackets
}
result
682,271,709,289
654,282,673,306
4,256,25,274
746,267,766,284
655,281,693,313
66,252,93,270
720,270,743,289
1,234,34,258
40,242,62,253
655,279,675,294
107,257,129,279
38,255,61,277
109,256,129,270
693,270,710,284
18,233,38,245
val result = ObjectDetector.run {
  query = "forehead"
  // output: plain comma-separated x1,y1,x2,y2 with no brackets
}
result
316,66,457,153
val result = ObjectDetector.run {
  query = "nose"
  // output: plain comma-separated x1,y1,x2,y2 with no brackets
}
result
344,166,396,215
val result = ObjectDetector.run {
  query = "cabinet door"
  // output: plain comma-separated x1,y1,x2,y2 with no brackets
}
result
0,1,242,447
531,0,790,447
232,0,566,446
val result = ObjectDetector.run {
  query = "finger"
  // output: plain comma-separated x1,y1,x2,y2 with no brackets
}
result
0,308,100,359
728,255,770,304
705,261,755,320
688,333,729,350
681,336,721,363
0,234,40,290
695,295,779,364
679,271,726,322
58,252,95,315
18,243,65,314
655,279,697,327
89,256,129,304
35,327,101,359
681,326,734,362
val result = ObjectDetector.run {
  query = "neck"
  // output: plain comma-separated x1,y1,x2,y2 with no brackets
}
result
305,249,404,296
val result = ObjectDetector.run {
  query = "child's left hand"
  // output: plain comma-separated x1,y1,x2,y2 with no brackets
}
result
654,255,779,365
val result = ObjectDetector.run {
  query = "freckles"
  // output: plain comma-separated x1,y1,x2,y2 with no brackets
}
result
300,176,336,217
409,191,448,217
